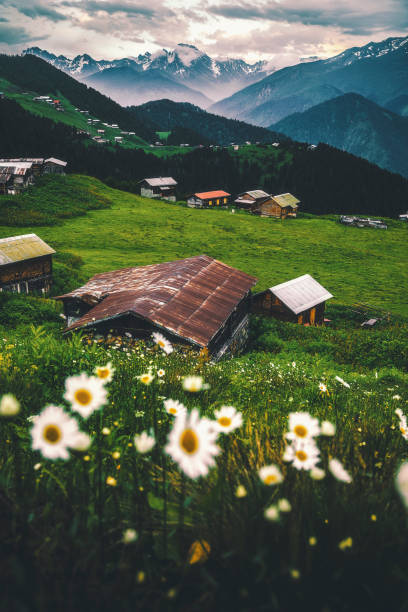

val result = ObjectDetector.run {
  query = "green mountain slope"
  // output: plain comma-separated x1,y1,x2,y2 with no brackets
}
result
271,93,408,177
1,174,407,315
131,99,282,145
0,54,157,141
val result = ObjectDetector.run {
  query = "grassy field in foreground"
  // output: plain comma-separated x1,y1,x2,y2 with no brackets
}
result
0,175,407,315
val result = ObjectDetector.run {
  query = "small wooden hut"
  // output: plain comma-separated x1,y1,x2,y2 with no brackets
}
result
187,190,231,208
252,274,332,325
56,255,257,359
0,233,55,294
266,193,300,218
139,177,177,202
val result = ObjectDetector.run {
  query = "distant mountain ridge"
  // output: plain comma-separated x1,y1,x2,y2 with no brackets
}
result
131,99,281,145
272,93,408,178
23,44,275,107
210,35,408,125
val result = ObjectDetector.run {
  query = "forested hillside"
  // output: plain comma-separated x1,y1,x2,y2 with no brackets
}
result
2,97,408,217
131,99,281,145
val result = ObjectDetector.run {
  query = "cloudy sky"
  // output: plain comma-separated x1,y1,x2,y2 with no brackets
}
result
0,0,407,68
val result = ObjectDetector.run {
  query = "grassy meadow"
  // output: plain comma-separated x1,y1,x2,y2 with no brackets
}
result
1,175,408,610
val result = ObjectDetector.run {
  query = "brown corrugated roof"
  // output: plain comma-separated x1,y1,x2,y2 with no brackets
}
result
58,255,257,347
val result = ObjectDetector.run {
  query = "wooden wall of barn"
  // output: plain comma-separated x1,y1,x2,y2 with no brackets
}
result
0,255,53,294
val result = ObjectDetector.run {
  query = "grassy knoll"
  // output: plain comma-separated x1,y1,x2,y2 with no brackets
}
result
0,175,407,315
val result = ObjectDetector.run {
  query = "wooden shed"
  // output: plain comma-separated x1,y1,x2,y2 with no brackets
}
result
56,255,257,359
43,158,67,174
264,193,300,218
252,274,333,325
139,177,177,202
234,189,271,213
187,190,231,208
0,233,55,294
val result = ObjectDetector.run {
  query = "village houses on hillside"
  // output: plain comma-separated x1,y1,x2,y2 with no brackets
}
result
235,191,300,218
0,157,67,194
187,190,231,208
0,233,55,294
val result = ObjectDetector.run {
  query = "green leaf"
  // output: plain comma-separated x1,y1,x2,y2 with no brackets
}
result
147,491,164,511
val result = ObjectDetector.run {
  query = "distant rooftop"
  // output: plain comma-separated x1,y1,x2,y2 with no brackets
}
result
269,274,333,314
272,193,300,208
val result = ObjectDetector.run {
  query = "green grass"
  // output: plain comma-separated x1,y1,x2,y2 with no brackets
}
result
0,174,407,315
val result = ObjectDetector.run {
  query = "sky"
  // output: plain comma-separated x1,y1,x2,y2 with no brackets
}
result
0,0,407,68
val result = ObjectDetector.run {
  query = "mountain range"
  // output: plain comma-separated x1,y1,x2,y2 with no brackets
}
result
272,93,408,178
23,44,274,107
210,36,408,125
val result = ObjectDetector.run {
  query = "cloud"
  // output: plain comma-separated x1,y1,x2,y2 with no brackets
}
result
60,0,157,19
208,0,408,35
0,23,46,44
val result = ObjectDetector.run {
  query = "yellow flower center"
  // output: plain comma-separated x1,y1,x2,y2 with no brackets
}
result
169,408,177,415
296,450,308,462
74,389,92,406
141,375,151,384
180,428,199,454
43,424,62,444
264,474,278,485
158,340,165,348
401,427,406,434
294,424,308,438
97,368,109,379
218,416,232,427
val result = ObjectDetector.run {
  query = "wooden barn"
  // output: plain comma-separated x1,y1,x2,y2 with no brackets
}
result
139,177,178,202
0,234,55,294
187,190,231,208
252,274,333,325
56,255,257,359
234,189,273,214
265,193,300,218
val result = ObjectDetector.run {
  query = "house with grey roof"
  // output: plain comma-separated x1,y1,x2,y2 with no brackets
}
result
139,177,178,202
252,274,333,326
0,233,55,294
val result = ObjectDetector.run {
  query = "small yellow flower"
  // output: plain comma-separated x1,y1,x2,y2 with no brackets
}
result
371,514,377,522
102,427,111,435
188,540,211,564
290,569,300,580
106,476,117,487
338,536,353,551
235,485,247,498
309,536,317,546
112,451,120,459
84,455,90,461
136,571,145,583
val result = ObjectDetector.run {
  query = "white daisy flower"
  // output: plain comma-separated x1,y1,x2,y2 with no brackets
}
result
395,462,408,508
328,458,352,483
94,362,115,383
165,409,220,479
152,332,173,354
258,464,284,486
283,439,320,471
134,431,155,453
310,466,326,480
264,505,279,521
319,382,329,394
321,421,336,436
138,372,154,385
163,398,187,417
286,412,320,441
157,369,165,378
64,373,107,419
31,405,81,460
0,393,20,416
214,406,243,434
335,376,350,388
182,376,204,392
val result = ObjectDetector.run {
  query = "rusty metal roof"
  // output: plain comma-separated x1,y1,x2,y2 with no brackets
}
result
58,255,257,347
0,234,55,266
194,191,231,200
269,274,333,314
